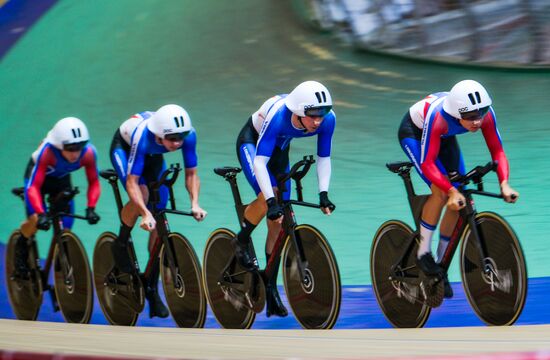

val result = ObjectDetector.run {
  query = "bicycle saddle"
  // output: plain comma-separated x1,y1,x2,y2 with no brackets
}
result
100,169,118,180
214,167,241,177
11,187,25,197
386,161,413,173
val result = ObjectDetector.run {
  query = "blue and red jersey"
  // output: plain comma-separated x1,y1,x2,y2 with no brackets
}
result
25,142,100,214
410,92,509,192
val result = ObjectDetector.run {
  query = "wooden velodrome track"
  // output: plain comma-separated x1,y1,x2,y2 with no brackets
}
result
0,320,548,359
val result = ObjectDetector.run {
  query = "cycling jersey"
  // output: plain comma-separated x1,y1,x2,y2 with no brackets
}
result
240,94,335,200
126,112,198,177
404,92,509,192
111,111,198,210
25,142,100,215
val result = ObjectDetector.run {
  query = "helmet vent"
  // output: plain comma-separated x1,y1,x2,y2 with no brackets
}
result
71,128,82,138
173,116,185,128
315,91,327,103
467,91,482,105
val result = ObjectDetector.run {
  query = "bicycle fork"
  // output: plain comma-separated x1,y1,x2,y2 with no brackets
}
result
462,209,508,293
280,210,309,286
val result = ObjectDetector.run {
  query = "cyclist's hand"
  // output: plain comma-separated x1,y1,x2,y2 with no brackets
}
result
266,197,283,223
319,191,335,215
140,211,156,232
85,207,100,224
446,188,466,211
501,182,519,203
36,213,51,231
191,205,207,222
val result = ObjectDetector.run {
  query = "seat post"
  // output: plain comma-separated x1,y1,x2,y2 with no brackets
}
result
226,174,245,225
398,170,415,199
109,179,124,215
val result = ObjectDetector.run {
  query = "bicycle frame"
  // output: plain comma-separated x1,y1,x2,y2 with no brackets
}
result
389,161,503,277
13,188,87,311
100,164,194,286
218,155,321,283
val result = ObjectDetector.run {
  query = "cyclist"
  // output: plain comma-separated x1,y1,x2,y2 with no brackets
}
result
235,80,336,317
109,104,207,318
13,117,101,278
398,80,519,298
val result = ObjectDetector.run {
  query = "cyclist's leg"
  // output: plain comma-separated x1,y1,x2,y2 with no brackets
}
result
264,147,289,317
21,160,41,239
236,141,264,269
434,137,465,299
110,136,142,273
109,129,130,189
399,115,444,274
235,120,267,269
436,136,464,262
142,154,169,318
49,174,75,229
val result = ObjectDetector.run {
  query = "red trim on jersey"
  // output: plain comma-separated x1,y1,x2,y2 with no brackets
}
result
80,147,100,208
420,114,453,192
481,112,509,183
27,147,57,214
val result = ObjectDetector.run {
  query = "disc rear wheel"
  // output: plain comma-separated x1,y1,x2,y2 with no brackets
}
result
370,220,431,328
5,231,43,320
202,228,256,329
93,232,143,326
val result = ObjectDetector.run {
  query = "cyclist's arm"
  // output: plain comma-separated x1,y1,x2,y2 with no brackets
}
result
254,117,279,201
80,145,100,209
184,167,201,208
316,156,331,192
126,174,149,217
481,110,509,184
316,114,335,192
420,115,453,193
181,130,198,169
26,147,56,214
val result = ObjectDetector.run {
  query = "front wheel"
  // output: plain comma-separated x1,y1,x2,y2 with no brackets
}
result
53,230,93,324
5,231,43,320
202,228,256,329
93,232,144,326
460,212,527,326
370,220,431,328
160,232,206,328
282,224,341,329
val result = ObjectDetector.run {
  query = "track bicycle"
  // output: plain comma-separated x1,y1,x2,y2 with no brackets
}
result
93,163,206,327
370,161,527,328
203,155,341,329
6,187,94,323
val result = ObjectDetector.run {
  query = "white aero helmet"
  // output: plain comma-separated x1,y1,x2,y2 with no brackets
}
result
443,80,492,120
47,117,90,151
148,104,192,141
285,81,333,117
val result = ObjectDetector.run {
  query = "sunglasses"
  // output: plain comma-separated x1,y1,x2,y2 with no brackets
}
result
460,106,490,121
63,141,88,152
304,105,332,118
164,131,190,142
